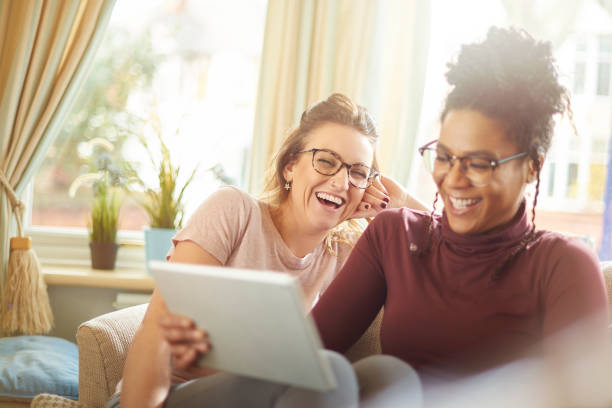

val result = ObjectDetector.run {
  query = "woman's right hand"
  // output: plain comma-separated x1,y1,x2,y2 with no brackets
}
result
158,312,215,376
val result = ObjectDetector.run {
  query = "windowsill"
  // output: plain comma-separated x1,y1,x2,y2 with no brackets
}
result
43,264,155,291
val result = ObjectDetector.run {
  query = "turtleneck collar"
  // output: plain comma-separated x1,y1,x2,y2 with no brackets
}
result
438,200,531,263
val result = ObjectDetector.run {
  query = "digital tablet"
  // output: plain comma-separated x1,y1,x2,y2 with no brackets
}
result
149,260,337,391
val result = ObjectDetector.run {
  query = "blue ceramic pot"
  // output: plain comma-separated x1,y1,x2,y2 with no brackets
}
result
144,227,177,274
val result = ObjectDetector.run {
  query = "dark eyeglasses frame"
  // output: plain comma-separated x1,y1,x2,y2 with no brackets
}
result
417,140,527,185
297,148,378,189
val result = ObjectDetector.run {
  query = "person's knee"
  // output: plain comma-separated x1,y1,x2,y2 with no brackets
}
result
324,350,358,384
354,354,422,407
274,350,359,408
355,354,419,383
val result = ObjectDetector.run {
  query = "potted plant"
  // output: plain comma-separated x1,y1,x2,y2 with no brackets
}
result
69,138,132,270
132,121,197,273
88,178,121,269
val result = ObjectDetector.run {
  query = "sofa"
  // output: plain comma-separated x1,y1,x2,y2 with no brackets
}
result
29,303,383,408
29,262,612,408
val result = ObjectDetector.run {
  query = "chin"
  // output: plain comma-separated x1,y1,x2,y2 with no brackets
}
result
447,219,480,235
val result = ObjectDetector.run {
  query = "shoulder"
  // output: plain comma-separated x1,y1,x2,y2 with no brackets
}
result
199,186,260,213
534,230,598,265
209,185,254,204
532,230,602,283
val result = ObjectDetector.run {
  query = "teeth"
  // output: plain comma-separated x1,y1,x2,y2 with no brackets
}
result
316,192,343,206
449,196,479,209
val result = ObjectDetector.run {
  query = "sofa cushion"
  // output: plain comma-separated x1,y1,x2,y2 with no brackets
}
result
0,336,78,400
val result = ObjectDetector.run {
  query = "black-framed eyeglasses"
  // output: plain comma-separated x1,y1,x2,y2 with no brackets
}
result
297,148,378,189
418,140,527,187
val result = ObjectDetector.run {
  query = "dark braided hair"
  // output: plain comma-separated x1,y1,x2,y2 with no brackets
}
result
433,27,573,282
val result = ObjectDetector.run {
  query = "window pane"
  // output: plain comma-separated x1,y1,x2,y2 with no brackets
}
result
547,162,556,197
597,62,610,96
599,35,612,53
567,163,579,199
576,36,587,52
589,163,606,201
32,0,267,231
574,62,586,94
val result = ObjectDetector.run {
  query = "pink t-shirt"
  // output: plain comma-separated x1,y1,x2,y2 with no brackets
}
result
168,186,352,308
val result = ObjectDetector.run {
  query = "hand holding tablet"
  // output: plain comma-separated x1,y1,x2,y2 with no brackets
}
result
150,260,337,391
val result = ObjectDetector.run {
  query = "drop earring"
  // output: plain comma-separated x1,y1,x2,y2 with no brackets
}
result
284,181,291,191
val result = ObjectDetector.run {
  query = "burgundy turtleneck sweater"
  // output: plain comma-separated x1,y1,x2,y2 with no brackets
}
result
312,204,608,378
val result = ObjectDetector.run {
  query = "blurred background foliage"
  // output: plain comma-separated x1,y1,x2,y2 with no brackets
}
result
34,27,160,216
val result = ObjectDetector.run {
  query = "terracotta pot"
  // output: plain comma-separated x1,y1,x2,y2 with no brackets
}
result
89,242,119,270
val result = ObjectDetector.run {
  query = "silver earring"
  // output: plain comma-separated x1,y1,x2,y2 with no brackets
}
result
284,181,291,191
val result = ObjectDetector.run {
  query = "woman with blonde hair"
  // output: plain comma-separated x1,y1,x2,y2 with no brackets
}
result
115,93,426,408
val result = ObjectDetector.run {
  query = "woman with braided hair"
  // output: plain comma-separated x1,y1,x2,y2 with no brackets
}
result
311,27,609,405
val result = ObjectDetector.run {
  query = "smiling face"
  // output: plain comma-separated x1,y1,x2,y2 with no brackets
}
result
282,122,374,234
435,109,537,235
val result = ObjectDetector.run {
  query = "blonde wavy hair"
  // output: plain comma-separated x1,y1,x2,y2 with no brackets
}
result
260,93,379,255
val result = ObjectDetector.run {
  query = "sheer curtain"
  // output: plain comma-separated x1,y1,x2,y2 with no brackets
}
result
500,0,581,46
0,0,115,278
247,0,431,194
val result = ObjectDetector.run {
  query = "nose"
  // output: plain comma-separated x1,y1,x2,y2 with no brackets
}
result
444,158,471,187
330,165,350,190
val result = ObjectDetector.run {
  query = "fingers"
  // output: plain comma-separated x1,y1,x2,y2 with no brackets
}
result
349,202,377,220
170,341,211,370
364,177,390,208
348,177,392,220
174,347,199,370
159,313,211,370
361,190,390,210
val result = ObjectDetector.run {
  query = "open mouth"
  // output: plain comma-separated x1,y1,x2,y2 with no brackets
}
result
449,196,481,210
315,192,345,209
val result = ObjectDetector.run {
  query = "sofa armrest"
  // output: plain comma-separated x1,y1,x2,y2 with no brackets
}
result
344,308,383,363
76,303,147,408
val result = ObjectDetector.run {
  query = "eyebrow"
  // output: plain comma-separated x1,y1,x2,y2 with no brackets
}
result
436,142,498,159
318,148,372,167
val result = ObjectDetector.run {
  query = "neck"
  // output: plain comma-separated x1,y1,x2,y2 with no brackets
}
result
270,202,328,258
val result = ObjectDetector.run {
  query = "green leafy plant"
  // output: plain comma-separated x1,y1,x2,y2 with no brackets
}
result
89,177,120,243
133,120,197,230
69,138,134,243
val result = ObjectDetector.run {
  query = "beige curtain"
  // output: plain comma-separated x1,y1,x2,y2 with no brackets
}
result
247,0,431,194
0,0,116,278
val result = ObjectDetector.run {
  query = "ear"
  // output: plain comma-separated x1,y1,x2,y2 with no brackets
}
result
282,157,297,184
526,154,544,184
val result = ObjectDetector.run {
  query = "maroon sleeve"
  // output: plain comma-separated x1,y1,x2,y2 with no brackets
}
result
540,237,608,338
312,218,388,353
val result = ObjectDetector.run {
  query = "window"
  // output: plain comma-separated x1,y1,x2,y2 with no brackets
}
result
597,35,612,96
574,61,586,94
29,0,267,265
414,0,612,257
567,163,579,199
596,62,610,95
547,162,556,197
574,36,587,95
589,163,606,200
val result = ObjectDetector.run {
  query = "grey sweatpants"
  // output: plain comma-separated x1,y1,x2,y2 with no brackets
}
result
107,351,422,407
